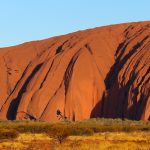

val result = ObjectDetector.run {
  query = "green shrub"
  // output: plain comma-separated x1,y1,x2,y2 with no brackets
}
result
80,127,94,135
67,126,94,136
14,123,53,133
0,119,149,135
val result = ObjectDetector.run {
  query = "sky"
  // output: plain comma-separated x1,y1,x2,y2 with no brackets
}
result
0,0,150,47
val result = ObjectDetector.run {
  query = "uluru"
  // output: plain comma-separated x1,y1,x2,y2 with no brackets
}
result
0,21,149,121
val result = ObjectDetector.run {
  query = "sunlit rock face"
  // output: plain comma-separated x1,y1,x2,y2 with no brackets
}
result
0,21,149,121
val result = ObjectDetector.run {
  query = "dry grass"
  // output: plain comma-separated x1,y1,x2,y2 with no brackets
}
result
0,132,150,150
0,119,149,149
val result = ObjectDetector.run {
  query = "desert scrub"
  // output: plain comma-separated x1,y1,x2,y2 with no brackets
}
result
15,123,54,133
0,129,19,140
67,124,94,136
47,125,70,144
0,118,150,135
46,123,94,144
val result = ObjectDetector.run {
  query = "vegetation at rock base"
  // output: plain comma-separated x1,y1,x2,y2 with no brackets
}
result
0,118,149,149
0,118,149,134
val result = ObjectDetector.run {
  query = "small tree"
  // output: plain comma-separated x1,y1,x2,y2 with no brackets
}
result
56,109,68,121
47,126,70,144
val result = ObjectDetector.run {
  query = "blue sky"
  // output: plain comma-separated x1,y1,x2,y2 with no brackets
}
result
0,0,149,47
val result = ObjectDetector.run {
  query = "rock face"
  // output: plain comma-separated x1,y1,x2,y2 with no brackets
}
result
0,21,149,121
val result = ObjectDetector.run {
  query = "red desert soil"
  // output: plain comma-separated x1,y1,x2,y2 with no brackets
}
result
0,21,149,121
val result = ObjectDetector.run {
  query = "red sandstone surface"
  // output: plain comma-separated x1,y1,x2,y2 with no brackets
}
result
0,21,149,121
